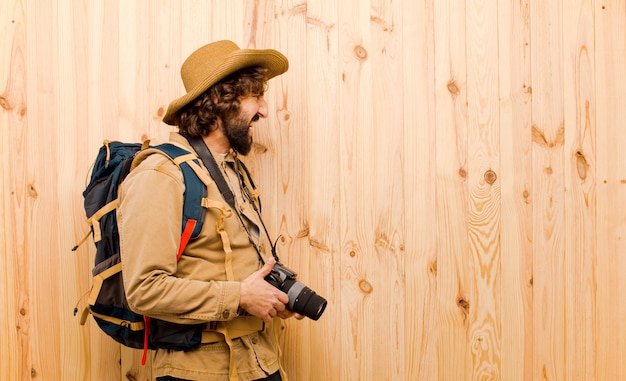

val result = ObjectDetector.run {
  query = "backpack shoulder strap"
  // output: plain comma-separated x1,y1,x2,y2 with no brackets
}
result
133,143,208,239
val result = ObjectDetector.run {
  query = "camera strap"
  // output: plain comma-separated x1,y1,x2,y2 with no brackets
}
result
188,136,236,210
187,136,279,263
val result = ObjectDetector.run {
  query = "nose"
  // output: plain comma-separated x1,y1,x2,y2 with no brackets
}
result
257,96,268,119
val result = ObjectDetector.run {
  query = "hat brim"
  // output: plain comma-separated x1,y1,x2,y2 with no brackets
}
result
162,48,288,125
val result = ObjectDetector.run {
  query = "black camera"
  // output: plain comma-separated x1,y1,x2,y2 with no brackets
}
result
265,262,327,321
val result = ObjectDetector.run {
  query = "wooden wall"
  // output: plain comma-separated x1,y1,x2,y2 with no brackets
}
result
1,0,625,380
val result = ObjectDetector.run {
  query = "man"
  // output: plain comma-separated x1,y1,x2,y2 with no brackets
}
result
117,40,300,381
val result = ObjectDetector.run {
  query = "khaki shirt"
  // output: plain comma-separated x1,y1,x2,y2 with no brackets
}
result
118,132,282,381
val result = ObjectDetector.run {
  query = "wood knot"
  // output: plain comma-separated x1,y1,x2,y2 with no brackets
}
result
430,260,437,276
575,151,588,180
296,226,310,238
251,142,268,154
277,108,291,123
457,297,470,322
28,184,38,198
309,238,330,252
458,297,470,313
0,95,12,110
447,80,459,95
354,45,368,60
523,188,530,204
484,169,497,185
358,279,373,294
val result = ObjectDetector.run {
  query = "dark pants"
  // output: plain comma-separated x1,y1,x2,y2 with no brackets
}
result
156,371,282,381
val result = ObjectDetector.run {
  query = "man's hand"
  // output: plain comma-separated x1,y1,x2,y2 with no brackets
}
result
239,258,291,323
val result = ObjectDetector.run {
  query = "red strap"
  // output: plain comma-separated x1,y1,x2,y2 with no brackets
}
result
141,316,151,365
141,220,197,365
177,219,197,261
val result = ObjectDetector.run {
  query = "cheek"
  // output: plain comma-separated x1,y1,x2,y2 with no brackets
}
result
240,98,260,116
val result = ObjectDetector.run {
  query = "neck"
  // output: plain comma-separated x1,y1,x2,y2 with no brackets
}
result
202,122,230,154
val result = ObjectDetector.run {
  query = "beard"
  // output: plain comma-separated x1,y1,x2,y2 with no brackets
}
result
223,114,254,155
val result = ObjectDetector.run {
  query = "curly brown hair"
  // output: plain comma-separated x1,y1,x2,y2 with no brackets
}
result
176,66,269,138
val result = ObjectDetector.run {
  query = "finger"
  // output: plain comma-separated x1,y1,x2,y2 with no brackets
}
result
276,310,293,319
262,308,275,322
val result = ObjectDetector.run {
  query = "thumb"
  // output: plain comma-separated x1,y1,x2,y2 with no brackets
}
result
258,257,276,277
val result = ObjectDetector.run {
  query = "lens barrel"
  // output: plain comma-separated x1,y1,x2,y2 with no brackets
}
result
281,278,327,321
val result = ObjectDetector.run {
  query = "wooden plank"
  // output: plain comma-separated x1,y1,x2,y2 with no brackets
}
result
288,0,340,380
465,0,502,379
368,0,407,379
0,1,27,381
55,0,93,379
530,0,567,379
497,0,533,380
401,0,438,380
117,0,142,142
337,0,377,378
83,0,120,149
180,0,211,58
433,0,471,380
24,0,63,379
208,0,245,44
562,1,597,380
146,0,182,143
594,0,626,380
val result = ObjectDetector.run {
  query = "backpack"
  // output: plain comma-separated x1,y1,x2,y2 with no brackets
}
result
73,139,208,362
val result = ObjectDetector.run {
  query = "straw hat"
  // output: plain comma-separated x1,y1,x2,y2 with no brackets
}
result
162,40,289,125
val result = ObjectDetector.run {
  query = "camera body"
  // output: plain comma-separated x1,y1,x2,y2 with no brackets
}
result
265,262,298,286
265,262,327,321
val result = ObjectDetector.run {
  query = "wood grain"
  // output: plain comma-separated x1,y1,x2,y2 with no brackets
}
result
594,1,626,380
498,0,533,380
434,0,472,380
563,1,597,380
531,0,567,380
1,0,626,380
1,1,28,380
466,0,502,378
402,0,438,380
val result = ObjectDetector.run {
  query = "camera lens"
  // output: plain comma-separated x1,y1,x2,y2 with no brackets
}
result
282,278,327,321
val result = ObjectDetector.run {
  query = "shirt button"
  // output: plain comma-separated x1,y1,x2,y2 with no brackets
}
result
251,337,258,344
222,310,230,319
